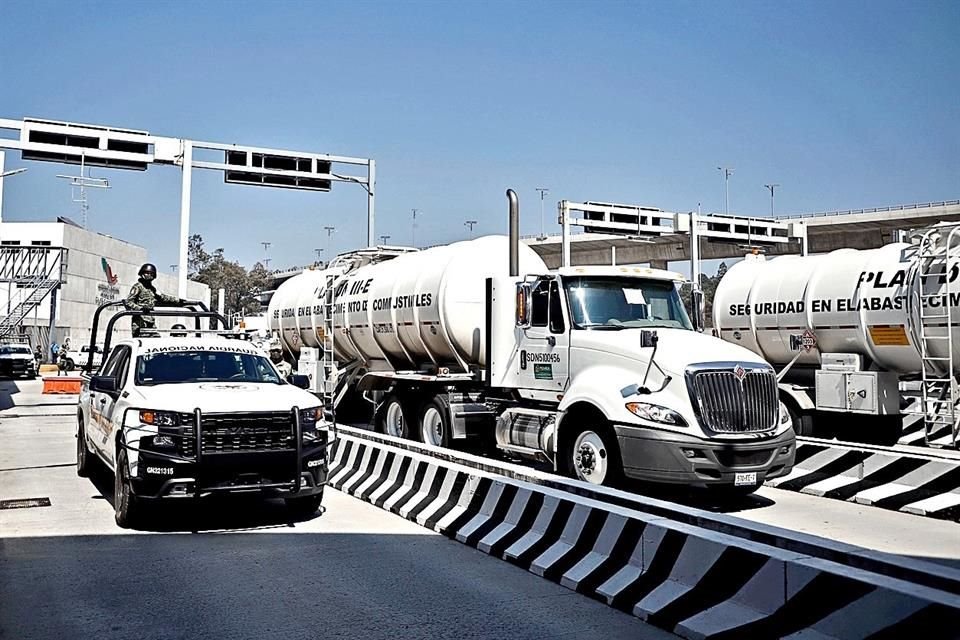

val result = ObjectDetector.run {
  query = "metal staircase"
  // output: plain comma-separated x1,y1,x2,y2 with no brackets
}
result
0,246,67,341
912,224,960,448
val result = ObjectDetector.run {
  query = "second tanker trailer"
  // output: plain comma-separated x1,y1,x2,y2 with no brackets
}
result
267,192,796,491
714,223,960,447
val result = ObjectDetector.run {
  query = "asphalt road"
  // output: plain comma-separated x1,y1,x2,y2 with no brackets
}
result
0,379,675,640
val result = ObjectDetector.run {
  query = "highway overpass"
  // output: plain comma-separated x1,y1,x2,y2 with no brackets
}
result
524,199,960,269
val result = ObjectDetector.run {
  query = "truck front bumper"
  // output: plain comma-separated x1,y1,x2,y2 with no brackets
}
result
130,443,329,500
614,423,795,487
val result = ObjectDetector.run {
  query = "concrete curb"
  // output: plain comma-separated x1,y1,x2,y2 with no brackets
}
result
769,439,960,521
327,433,960,639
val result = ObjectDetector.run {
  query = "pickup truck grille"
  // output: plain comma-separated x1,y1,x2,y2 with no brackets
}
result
199,412,295,454
689,367,778,434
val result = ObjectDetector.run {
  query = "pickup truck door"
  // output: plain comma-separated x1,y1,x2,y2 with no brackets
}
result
516,277,570,397
90,346,131,466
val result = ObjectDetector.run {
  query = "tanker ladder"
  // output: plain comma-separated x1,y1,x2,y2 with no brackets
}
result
319,272,362,428
914,223,960,448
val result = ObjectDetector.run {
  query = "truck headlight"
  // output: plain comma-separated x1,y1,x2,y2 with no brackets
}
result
300,407,323,443
140,410,181,427
778,401,791,427
626,402,687,426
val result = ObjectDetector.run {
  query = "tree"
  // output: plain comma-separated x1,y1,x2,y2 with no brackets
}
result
679,262,727,328
189,236,268,317
188,234,211,278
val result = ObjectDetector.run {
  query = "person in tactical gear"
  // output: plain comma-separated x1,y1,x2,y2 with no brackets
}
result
170,324,188,337
125,263,187,337
268,339,293,379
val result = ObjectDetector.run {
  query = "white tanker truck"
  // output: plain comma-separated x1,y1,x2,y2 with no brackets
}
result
714,223,960,447
268,192,796,490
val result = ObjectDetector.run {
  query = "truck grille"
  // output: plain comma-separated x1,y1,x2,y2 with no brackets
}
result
689,367,778,433
199,412,295,454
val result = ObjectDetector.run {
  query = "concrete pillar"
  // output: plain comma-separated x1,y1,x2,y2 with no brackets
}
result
649,260,668,270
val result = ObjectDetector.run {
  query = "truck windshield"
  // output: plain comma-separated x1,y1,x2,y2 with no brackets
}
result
135,351,282,385
1,346,32,355
564,277,693,330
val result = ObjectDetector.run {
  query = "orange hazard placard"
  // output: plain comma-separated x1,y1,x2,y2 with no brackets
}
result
868,324,910,346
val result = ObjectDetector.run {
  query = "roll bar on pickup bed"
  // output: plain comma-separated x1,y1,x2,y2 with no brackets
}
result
87,300,227,373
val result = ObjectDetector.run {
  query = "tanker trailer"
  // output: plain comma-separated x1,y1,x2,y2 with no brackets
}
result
714,223,960,447
268,199,796,491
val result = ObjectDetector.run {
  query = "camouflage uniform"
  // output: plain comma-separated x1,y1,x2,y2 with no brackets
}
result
125,281,184,337
273,359,293,379
267,338,293,378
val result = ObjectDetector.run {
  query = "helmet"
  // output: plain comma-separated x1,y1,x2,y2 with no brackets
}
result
138,263,157,280
170,323,187,337
268,338,283,352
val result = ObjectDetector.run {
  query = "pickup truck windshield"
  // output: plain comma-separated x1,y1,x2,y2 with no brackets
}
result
136,351,282,385
1,346,32,355
565,277,693,330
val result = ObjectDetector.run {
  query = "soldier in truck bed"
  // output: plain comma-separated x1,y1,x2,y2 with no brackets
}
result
125,263,187,337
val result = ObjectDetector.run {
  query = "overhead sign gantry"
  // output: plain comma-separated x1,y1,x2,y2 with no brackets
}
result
0,117,376,297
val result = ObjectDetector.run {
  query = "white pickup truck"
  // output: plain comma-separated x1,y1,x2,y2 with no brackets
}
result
77,328,330,528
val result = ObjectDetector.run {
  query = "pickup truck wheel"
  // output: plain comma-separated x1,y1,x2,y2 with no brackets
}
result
65,358,75,372
286,489,324,517
418,396,451,448
76,418,94,478
114,449,141,529
377,394,412,439
565,425,623,487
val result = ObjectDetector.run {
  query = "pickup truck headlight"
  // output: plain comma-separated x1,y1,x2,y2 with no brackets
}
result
300,407,323,443
625,402,687,426
140,410,181,427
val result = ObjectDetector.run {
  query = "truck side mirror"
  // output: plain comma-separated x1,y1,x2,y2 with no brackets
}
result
515,283,532,328
288,374,310,389
90,375,117,394
691,290,705,332
640,330,659,349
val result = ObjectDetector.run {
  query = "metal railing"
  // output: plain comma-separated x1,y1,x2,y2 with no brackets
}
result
780,200,960,219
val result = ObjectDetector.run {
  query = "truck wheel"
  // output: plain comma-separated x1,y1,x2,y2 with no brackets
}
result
114,449,141,529
565,424,623,487
65,358,75,372
285,488,324,517
76,418,95,478
418,396,451,448
377,394,412,439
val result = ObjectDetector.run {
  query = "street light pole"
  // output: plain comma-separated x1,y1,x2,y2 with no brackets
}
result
764,183,780,217
314,248,323,265
717,167,733,215
535,187,549,239
411,209,421,246
324,226,336,258
464,220,477,239
379,234,390,245
0,150,28,224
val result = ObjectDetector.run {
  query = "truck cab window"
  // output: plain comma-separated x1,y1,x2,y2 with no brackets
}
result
531,280,549,327
549,280,565,334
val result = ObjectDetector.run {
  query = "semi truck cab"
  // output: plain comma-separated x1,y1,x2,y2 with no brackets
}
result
498,265,795,489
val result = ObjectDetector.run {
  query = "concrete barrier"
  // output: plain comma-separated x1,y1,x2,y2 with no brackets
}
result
41,376,83,394
327,432,960,639
769,438,960,521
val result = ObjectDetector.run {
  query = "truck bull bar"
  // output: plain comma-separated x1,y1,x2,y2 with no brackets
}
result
118,405,306,499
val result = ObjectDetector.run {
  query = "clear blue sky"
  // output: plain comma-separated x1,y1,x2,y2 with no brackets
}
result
1,0,958,273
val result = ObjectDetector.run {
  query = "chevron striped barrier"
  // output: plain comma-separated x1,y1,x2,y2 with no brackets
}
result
768,438,960,521
328,433,960,639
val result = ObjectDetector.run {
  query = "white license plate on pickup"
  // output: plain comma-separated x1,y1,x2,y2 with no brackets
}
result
734,472,758,487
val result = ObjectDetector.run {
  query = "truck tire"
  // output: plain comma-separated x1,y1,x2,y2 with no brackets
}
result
377,394,412,439
76,418,95,478
564,423,623,487
787,404,816,437
114,449,142,529
418,395,452,448
285,488,324,517
65,358,75,372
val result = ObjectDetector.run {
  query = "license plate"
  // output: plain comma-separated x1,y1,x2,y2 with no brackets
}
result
734,472,758,487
